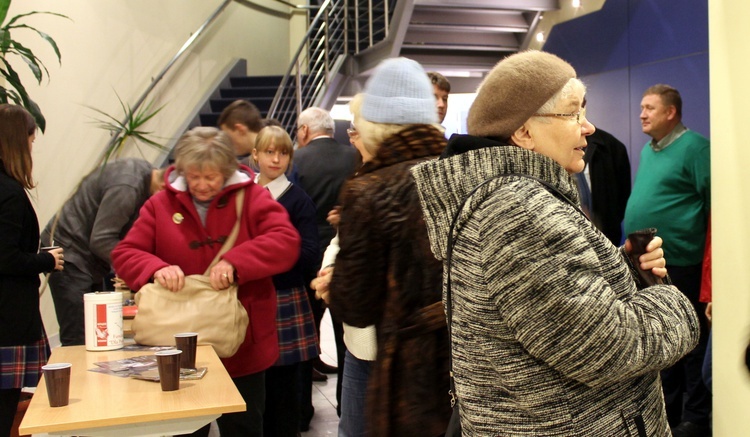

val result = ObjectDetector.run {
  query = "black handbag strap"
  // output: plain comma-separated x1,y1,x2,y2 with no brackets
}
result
445,173,585,407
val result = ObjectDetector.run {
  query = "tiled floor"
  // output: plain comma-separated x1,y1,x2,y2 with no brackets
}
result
302,309,340,436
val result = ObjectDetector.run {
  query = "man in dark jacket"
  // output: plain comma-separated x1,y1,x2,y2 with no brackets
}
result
41,158,165,346
574,127,631,245
294,106,358,425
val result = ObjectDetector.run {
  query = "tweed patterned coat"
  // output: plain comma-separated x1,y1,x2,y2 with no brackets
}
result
410,135,700,437
328,125,452,437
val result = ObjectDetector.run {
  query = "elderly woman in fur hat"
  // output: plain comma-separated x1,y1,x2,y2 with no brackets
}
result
410,51,700,436
321,57,451,436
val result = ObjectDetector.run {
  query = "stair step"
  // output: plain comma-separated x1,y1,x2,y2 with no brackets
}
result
210,97,273,113
196,40,328,131
221,86,279,98
220,86,315,100
230,75,283,88
200,106,299,127
200,113,221,127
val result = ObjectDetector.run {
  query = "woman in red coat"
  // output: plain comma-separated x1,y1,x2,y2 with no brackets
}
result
112,127,300,437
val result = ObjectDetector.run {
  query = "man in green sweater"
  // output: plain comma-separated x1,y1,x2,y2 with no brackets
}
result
624,84,711,437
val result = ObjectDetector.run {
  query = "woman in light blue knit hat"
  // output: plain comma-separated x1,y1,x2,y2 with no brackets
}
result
322,57,452,436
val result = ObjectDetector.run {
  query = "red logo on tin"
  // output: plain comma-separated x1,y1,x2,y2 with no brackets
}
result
95,303,109,346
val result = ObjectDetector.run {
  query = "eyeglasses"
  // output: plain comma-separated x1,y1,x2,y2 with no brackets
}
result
296,125,305,131
346,127,358,137
533,107,587,125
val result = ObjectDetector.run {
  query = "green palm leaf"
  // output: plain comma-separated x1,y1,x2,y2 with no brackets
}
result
88,93,169,167
0,0,67,132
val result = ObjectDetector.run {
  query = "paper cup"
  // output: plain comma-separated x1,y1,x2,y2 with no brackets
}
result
42,363,72,407
155,350,182,391
174,333,198,369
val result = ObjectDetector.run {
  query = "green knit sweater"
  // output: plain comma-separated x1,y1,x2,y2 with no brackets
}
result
624,130,711,266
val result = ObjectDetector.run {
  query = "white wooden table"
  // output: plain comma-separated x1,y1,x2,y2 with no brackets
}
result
19,345,245,436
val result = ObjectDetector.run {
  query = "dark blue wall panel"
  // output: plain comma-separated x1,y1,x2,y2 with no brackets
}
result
577,68,632,161
544,0,709,180
544,0,630,76
628,0,709,65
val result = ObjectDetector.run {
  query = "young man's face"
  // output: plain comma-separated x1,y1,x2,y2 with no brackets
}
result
433,84,449,124
220,123,255,156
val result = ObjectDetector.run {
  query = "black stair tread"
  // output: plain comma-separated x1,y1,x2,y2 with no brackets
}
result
200,74,310,130
220,86,315,99
208,96,298,113
219,87,276,99
200,112,273,127
210,98,272,113
201,111,298,128
210,96,274,102
199,113,221,127
221,87,279,98
230,76,284,87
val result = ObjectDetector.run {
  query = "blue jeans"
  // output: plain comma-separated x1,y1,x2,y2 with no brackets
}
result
338,350,372,437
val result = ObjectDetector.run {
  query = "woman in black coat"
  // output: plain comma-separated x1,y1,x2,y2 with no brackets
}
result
0,104,64,436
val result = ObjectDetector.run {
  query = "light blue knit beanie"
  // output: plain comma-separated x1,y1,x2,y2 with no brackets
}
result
361,57,438,125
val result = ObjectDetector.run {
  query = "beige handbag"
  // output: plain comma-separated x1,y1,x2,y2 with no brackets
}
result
132,189,249,358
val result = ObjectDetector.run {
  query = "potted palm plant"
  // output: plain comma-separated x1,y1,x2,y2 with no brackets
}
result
88,93,169,168
0,0,68,132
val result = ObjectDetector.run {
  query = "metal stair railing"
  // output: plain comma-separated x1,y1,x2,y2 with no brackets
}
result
97,0,307,166
93,0,398,164
268,0,397,135
97,0,235,166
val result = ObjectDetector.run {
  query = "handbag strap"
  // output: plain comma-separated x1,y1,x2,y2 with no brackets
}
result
204,188,245,275
445,173,586,407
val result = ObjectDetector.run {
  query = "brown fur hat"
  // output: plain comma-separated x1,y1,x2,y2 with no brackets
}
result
467,51,576,139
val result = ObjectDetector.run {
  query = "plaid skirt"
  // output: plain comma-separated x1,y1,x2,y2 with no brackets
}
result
274,285,319,366
0,335,50,389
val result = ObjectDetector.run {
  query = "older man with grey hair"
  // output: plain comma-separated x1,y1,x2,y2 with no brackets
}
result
294,106,358,428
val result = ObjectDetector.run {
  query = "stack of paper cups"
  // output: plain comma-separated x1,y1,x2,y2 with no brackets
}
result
83,292,123,351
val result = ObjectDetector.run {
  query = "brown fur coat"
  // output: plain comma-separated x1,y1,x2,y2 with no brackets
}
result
329,124,451,436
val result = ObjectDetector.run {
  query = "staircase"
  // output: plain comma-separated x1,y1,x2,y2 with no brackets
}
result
402,0,558,80
353,0,560,94
199,75,282,127
197,0,561,133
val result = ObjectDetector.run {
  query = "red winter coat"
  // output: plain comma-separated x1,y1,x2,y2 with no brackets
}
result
112,165,300,376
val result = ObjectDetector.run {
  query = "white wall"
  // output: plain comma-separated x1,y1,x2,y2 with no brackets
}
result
709,1,750,434
6,0,301,341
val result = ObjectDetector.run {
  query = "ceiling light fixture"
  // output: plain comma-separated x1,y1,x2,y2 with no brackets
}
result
572,0,581,7
536,32,544,43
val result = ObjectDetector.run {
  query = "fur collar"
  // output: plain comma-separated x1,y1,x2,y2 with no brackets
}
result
357,124,446,176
